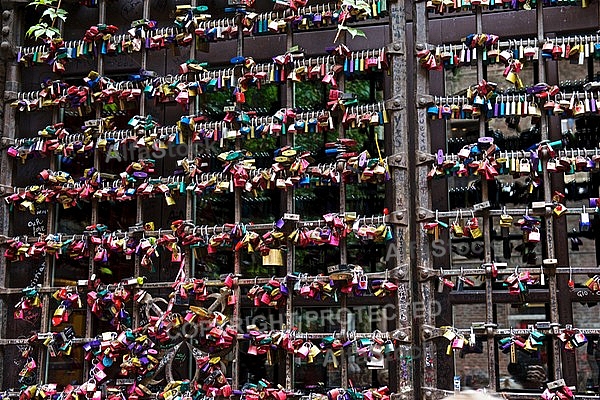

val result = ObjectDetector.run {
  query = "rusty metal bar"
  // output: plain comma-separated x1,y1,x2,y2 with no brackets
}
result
418,207,595,220
284,23,296,391
412,0,434,394
0,3,21,388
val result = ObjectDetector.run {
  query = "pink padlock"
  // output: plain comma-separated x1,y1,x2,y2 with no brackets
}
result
260,292,271,305
224,273,235,288
296,342,311,358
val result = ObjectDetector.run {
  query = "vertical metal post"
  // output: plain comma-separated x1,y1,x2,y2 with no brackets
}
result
284,22,295,392
535,1,560,381
133,0,152,330
185,0,198,278
388,0,414,396
231,11,244,389
85,0,106,379
473,7,497,392
337,34,349,390
0,4,21,387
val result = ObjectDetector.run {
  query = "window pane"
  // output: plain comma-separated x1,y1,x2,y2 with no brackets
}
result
293,341,341,389
566,211,597,266
193,246,235,279
46,330,85,385
294,82,325,110
497,342,549,391
446,66,477,97
573,303,600,393
456,340,489,390
453,305,489,390
4,344,39,388
294,247,340,275
486,62,535,93
8,293,41,338
559,61,589,86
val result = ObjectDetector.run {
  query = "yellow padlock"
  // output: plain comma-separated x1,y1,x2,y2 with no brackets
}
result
499,214,513,227
165,193,176,206
553,204,567,217
470,226,483,239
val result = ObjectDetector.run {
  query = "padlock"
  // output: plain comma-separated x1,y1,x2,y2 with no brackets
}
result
528,228,541,243
499,214,513,228
469,218,482,239
584,276,600,290
224,273,235,288
452,337,464,349
458,146,471,158
93,369,107,381
358,275,368,290
451,221,464,237
572,332,588,347
519,158,531,173
384,340,395,355
235,91,246,103
228,293,236,305
580,211,590,231
366,354,385,369
443,329,456,341
553,204,567,217
370,341,383,357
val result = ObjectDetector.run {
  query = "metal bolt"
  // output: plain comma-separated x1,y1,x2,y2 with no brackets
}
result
1,42,10,52
2,11,11,20
423,328,431,338
2,27,9,36
394,100,400,107
393,43,401,51
418,212,426,219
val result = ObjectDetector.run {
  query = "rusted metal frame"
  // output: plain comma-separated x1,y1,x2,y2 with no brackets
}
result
0,269,403,294
545,29,577,387
335,29,350,390
420,266,600,277
184,0,197,379
184,11,197,388
417,207,593,219
448,290,550,304
0,329,410,349
448,286,600,304
535,0,561,382
132,0,152,334
0,214,390,244
427,147,600,160
423,326,600,339
471,5,499,392
0,3,20,388
231,13,245,389
407,0,427,395
37,10,68,386
82,0,106,382
284,24,295,392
